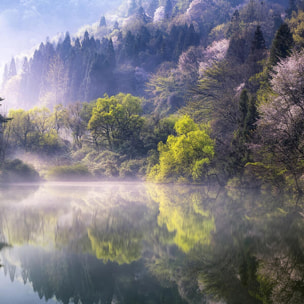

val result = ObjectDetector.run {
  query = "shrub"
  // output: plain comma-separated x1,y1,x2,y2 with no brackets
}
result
119,159,145,179
1,159,40,183
47,163,91,180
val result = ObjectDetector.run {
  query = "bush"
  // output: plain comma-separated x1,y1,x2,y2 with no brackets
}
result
119,159,146,179
47,164,91,180
0,159,40,183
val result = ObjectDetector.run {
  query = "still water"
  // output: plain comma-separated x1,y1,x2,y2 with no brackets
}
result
0,182,303,304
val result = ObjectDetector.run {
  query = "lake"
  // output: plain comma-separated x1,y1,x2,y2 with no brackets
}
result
0,182,303,304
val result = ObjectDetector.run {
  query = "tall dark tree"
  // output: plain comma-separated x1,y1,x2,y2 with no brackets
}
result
227,10,240,38
247,25,267,76
119,31,136,62
230,90,258,173
251,25,266,52
57,32,72,61
269,23,294,67
106,38,116,68
99,16,107,27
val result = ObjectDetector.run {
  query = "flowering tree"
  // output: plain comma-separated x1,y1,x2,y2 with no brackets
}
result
256,50,304,191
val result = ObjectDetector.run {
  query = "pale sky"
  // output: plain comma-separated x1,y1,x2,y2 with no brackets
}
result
0,0,122,72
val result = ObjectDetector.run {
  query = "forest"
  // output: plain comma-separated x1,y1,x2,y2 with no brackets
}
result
1,0,304,192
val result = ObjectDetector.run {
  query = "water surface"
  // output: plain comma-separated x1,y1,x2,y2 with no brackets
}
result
0,182,304,304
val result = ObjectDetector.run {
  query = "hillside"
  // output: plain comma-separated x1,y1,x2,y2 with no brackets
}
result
1,0,304,191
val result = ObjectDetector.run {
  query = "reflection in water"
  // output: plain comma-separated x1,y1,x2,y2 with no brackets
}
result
0,182,303,303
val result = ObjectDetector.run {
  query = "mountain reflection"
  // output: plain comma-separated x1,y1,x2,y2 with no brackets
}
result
0,182,303,304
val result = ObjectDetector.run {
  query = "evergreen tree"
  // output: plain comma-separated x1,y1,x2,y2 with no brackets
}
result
99,16,107,27
8,58,17,79
82,31,90,49
58,32,72,61
269,23,294,67
184,24,200,49
251,25,266,52
120,31,136,62
106,38,116,68
227,10,240,38
247,26,267,77
74,38,81,50
230,90,257,173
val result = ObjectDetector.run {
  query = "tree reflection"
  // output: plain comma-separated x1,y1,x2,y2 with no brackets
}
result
147,184,216,253
0,183,304,304
88,208,145,264
186,191,304,304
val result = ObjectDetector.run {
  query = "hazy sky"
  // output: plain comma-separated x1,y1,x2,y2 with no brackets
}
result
0,0,121,71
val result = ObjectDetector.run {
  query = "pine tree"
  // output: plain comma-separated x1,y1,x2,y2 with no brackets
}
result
99,16,107,27
227,10,240,38
8,58,17,79
230,90,257,173
269,23,294,67
251,25,266,52
106,38,116,68
247,26,267,76
58,32,72,61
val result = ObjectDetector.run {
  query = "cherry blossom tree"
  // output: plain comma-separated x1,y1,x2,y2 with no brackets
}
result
256,50,304,191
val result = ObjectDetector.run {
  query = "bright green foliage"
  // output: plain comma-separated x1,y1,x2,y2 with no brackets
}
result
88,93,144,154
147,185,215,253
174,114,199,135
148,115,215,183
88,228,142,264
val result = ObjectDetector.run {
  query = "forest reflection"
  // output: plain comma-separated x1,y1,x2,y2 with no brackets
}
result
0,182,303,304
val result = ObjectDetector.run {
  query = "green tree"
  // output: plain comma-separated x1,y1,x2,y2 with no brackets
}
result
269,23,294,68
8,107,62,154
88,93,144,154
148,115,215,183
7,109,33,151
230,90,258,174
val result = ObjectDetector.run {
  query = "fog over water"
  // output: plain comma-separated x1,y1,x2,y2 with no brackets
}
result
1,182,304,304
